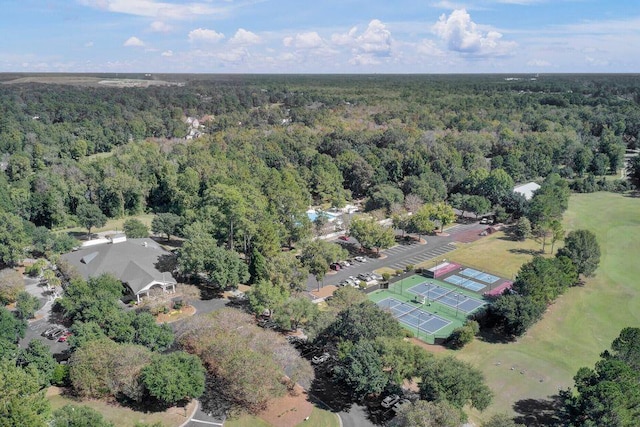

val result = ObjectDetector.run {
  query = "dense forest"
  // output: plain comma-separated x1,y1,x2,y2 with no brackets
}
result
1,74,639,261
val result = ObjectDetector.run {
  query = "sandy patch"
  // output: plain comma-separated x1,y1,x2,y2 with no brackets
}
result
257,385,313,427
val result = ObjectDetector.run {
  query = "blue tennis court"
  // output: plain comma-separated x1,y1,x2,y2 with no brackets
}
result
408,282,486,314
459,268,500,284
444,275,486,292
377,297,451,335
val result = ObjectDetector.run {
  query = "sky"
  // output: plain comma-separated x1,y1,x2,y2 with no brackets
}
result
1,0,639,74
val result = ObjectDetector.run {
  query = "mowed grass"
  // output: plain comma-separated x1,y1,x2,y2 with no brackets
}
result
225,407,339,427
452,192,640,423
417,230,548,280
58,213,155,236
47,388,195,426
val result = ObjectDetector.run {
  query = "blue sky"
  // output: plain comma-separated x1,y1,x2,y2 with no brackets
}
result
1,0,639,73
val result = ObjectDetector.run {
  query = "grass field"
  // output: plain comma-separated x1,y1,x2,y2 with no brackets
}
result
452,192,640,423
417,230,548,280
57,213,156,236
47,388,194,426
225,407,339,427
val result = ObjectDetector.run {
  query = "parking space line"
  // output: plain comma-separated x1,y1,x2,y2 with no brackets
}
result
189,419,223,426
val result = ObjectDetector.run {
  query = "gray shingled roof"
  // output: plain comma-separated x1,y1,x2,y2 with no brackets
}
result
61,238,177,295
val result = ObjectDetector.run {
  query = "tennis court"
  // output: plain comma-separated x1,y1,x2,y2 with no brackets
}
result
377,297,451,335
443,274,486,292
407,282,486,314
459,267,500,284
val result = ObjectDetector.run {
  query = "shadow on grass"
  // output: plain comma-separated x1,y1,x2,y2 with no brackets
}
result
509,248,543,256
512,395,564,426
476,327,514,344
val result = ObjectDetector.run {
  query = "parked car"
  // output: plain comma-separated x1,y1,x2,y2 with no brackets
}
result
354,256,367,263
49,328,67,340
338,260,351,267
330,263,341,271
312,352,331,364
370,273,383,281
58,331,72,342
392,399,411,413
41,326,58,338
357,273,369,281
381,394,401,408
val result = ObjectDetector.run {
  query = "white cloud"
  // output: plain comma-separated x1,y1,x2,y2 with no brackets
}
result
416,39,445,56
84,41,94,48
123,36,145,47
433,9,516,56
283,32,324,49
527,59,551,67
161,50,173,57
230,29,261,45
77,0,227,20
349,54,381,66
217,47,250,63
332,19,392,56
150,21,172,33
358,20,392,54
188,28,224,43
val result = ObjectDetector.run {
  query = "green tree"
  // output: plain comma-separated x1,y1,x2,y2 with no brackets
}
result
132,312,174,352
390,400,463,427
141,352,205,405
432,202,457,232
0,306,26,346
549,219,564,254
76,203,107,239
349,217,396,253
0,212,29,267
151,212,181,241
322,301,404,344
557,229,601,277
334,340,388,398
406,204,436,241
15,291,40,319
626,154,640,186
420,356,493,411
273,296,318,331
123,219,149,238
178,237,249,289
513,217,531,241
448,320,480,350
18,340,56,387
248,280,289,317
562,328,640,426
489,294,546,338
0,361,50,427
299,239,348,287
327,286,368,312
52,405,114,427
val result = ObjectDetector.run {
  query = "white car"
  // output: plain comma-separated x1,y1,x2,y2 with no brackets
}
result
381,394,400,408
312,352,331,364
354,256,367,262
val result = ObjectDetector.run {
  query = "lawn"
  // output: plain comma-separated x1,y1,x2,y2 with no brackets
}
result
225,407,339,427
452,192,640,423
418,229,548,280
57,213,156,236
47,387,195,427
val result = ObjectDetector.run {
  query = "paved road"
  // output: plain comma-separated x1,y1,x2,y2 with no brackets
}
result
307,222,486,292
184,401,225,427
339,404,376,427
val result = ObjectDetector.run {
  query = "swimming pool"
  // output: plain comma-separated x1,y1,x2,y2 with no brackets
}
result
307,210,340,222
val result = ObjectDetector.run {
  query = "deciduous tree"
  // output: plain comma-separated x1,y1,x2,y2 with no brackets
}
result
141,352,205,405
557,229,601,277
76,203,107,239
